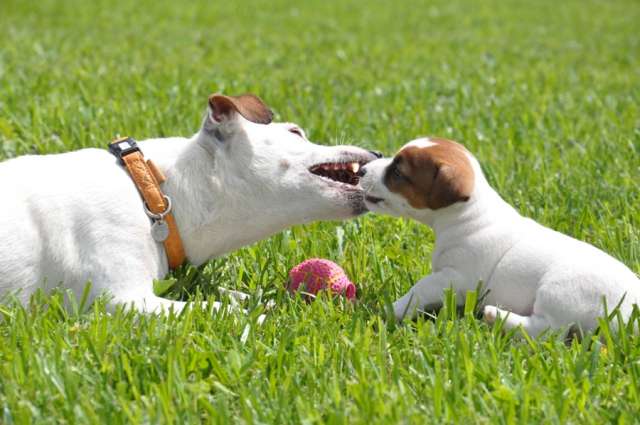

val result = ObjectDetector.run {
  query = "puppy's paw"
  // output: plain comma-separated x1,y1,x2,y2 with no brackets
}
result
393,297,417,322
483,305,499,324
393,291,422,322
393,301,408,322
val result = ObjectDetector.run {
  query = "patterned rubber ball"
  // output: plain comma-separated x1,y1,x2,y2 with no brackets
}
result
287,258,356,301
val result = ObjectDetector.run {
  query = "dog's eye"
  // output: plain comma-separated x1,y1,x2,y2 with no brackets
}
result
389,165,411,184
391,165,405,180
288,127,304,138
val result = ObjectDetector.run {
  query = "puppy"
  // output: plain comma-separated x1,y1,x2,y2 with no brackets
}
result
360,137,639,336
0,93,379,313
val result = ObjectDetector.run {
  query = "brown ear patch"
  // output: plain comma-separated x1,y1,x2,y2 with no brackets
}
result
385,138,475,210
208,93,274,124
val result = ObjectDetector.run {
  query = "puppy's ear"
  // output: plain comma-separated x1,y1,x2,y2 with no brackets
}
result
428,163,472,209
208,93,273,125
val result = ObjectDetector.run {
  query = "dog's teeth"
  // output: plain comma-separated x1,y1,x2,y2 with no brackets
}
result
310,161,362,186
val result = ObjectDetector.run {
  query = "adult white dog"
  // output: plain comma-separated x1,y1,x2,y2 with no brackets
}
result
360,137,639,336
0,93,378,312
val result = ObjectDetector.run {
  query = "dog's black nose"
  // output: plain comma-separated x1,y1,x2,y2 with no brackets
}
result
368,150,383,159
356,167,367,177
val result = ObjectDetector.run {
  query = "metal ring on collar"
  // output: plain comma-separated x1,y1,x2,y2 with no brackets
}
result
144,195,172,221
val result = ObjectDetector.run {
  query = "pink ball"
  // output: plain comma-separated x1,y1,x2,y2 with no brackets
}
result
288,258,356,301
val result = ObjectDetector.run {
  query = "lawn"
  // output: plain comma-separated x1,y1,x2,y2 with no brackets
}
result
1,0,639,423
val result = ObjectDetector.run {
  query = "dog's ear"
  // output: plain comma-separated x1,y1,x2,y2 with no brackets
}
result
427,162,472,209
208,93,273,125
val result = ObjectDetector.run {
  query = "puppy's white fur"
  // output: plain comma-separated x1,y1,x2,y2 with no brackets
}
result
362,138,640,336
0,100,376,313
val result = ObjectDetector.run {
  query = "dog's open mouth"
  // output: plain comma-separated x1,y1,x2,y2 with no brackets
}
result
309,161,364,186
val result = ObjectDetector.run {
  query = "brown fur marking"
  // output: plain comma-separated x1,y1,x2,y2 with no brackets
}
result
385,138,474,210
208,93,274,124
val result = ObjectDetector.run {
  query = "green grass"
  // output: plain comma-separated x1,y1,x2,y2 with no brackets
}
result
1,0,639,423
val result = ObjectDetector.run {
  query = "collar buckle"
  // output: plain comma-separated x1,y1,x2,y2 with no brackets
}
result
109,137,140,164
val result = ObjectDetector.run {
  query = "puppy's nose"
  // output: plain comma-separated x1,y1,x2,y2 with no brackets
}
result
356,167,367,177
368,150,383,159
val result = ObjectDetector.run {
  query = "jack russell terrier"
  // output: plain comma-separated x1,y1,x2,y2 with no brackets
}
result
360,137,639,337
0,93,379,313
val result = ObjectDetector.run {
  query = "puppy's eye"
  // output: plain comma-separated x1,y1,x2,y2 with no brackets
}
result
388,164,411,184
391,165,405,180
288,127,304,138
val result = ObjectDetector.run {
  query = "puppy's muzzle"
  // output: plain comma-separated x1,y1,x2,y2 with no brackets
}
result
356,151,383,177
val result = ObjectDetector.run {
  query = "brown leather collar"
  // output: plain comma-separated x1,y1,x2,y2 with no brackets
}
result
109,137,186,269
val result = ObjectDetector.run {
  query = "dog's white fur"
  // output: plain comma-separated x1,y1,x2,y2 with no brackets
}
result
362,138,640,336
0,97,376,313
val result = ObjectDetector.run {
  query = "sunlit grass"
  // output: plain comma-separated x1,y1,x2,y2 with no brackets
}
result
1,0,639,423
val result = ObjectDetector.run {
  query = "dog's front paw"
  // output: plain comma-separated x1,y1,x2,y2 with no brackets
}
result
393,302,408,322
393,292,418,322
483,305,499,324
